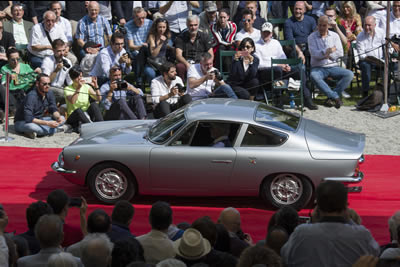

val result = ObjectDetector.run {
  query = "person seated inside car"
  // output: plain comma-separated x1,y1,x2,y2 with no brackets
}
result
209,122,232,147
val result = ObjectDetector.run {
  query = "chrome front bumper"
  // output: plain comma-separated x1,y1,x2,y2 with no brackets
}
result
51,161,77,174
323,171,364,183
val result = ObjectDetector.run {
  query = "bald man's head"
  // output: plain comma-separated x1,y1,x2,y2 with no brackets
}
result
218,207,241,233
364,16,376,35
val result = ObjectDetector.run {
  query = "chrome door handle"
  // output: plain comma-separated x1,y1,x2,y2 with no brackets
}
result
211,160,232,164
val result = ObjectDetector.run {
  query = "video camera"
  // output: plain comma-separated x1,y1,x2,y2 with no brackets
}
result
115,79,128,90
62,58,71,69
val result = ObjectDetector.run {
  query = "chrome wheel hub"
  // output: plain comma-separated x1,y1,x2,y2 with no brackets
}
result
270,174,303,205
95,168,127,200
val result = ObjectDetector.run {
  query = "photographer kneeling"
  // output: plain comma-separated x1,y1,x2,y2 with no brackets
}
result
100,66,147,120
187,52,238,100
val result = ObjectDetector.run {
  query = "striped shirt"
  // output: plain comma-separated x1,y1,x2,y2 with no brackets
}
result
126,19,153,46
210,21,237,47
75,15,112,47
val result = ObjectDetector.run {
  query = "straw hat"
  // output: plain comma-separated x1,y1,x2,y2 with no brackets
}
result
173,228,211,260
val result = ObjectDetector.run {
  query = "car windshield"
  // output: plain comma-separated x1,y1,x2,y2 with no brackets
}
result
255,103,300,131
148,108,186,144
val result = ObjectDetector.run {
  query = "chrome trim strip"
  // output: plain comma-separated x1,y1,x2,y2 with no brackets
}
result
323,171,364,183
51,162,77,174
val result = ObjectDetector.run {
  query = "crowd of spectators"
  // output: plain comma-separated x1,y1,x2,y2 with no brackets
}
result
1,180,399,266
0,1,399,138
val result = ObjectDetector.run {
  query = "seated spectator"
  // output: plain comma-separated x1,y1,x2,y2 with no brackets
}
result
48,252,80,267
17,215,83,267
14,73,66,139
218,207,252,258
187,52,237,101
75,1,112,60
380,210,400,254
237,246,282,267
265,226,289,256
175,15,213,81
284,1,316,65
50,1,77,66
199,1,218,39
209,123,232,148
90,32,132,86
237,1,266,31
151,62,192,118
3,3,33,57
356,16,385,98
234,9,261,47
125,7,153,87
210,8,237,74
281,181,380,266
12,235,29,262
156,258,186,267
0,206,9,267
112,238,146,267
377,1,400,39
0,47,41,112
0,19,16,69
17,201,53,255
137,201,176,264
46,189,85,248
27,11,68,69
67,209,111,258
80,234,113,267
267,206,299,236
100,66,146,121
80,42,101,77
65,66,103,133
41,39,73,105
308,16,354,109
325,7,348,56
227,37,259,100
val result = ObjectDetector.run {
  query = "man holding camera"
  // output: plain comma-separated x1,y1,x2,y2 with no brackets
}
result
151,62,192,118
41,38,73,105
100,66,146,121
187,52,237,101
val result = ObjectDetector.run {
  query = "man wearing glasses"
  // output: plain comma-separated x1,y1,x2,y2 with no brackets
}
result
14,73,65,139
235,9,261,47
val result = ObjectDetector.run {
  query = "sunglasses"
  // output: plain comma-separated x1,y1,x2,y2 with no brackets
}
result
41,82,51,86
10,58,20,62
244,45,253,49
242,19,251,23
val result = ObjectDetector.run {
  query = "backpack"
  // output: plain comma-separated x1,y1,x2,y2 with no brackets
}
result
355,88,384,112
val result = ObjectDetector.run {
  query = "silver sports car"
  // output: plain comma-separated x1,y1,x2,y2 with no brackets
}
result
52,99,365,210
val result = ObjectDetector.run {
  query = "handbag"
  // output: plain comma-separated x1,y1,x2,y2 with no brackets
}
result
147,56,167,72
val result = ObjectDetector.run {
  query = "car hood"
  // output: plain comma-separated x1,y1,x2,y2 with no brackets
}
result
304,119,365,160
72,120,156,146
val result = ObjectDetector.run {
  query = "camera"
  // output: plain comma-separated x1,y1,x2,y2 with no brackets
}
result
68,197,82,207
118,25,127,35
210,69,223,81
62,58,71,69
115,79,128,90
175,83,186,93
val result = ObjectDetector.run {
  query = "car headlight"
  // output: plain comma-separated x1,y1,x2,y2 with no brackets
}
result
58,151,64,167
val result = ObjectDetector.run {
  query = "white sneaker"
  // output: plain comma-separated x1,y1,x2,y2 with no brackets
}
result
341,91,351,99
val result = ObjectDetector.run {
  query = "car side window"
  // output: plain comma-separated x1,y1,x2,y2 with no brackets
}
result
241,125,288,147
191,122,240,147
170,123,197,146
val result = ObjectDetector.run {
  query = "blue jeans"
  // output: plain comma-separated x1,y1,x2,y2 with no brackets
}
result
359,60,381,93
14,116,65,136
310,66,354,99
30,55,44,69
212,84,238,99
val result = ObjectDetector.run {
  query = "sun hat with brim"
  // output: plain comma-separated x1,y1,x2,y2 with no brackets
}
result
173,228,211,260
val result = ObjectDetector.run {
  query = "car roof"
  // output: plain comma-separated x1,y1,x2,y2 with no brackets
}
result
184,98,259,123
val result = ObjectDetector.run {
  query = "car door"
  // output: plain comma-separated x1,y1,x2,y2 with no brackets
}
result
149,121,238,195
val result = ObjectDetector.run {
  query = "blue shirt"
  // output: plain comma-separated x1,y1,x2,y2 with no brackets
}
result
90,45,132,78
14,88,58,123
126,18,152,46
100,81,143,111
284,15,316,45
75,15,112,47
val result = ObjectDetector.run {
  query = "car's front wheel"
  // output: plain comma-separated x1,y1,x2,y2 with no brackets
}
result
261,173,312,210
87,162,136,204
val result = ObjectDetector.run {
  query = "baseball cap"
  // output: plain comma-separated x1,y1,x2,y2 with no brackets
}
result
261,22,273,32
83,41,101,51
204,1,217,12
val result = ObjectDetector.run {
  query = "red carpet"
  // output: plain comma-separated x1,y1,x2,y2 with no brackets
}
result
1,146,399,245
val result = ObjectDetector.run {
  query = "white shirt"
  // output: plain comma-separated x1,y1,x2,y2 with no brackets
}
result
12,19,28,45
356,27,385,60
379,11,400,38
235,28,261,43
308,30,344,68
56,16,73,43
41,55,72,88
254,38,287,69
187,64,214,100
159,1,189,33
28,23,68,58
151,75,184,104
0,236,8,267
90,46,131,78
137,230,176,264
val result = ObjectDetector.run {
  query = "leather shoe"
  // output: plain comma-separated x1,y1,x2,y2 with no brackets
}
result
304,98,318,110
324,98,335,107
334,98,343,109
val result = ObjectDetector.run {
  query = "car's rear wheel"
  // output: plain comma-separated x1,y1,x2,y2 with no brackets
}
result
87,162,136,204
261,173,312,210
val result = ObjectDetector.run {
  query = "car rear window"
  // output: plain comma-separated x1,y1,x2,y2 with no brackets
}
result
255,103,300,132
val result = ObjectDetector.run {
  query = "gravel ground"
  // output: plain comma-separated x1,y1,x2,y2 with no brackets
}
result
0,105,399,155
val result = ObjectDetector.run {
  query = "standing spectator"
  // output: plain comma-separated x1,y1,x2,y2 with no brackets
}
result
14,74,66,139
281,181,380,266
379,1,400,39
151,62,192,118
41,39,73,105
75,1,112,60
187,52,237,101
3,3,33,57
356,16,385,97
27,11,68,69
64,1,87,37
366,1,388,29
237,1,266,31
64,66,103,133
98,1,112,22
234,9,261,47
199,1,218,39
175,15,213,81
308,16,354,109
90,32,132,86
158,1,200,41
0,20,15,69
111,1,134,27
227,37,259,100
99,66,146,121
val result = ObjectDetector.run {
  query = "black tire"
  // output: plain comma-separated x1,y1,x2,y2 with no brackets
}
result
87,162,136,204
261,173,313,210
